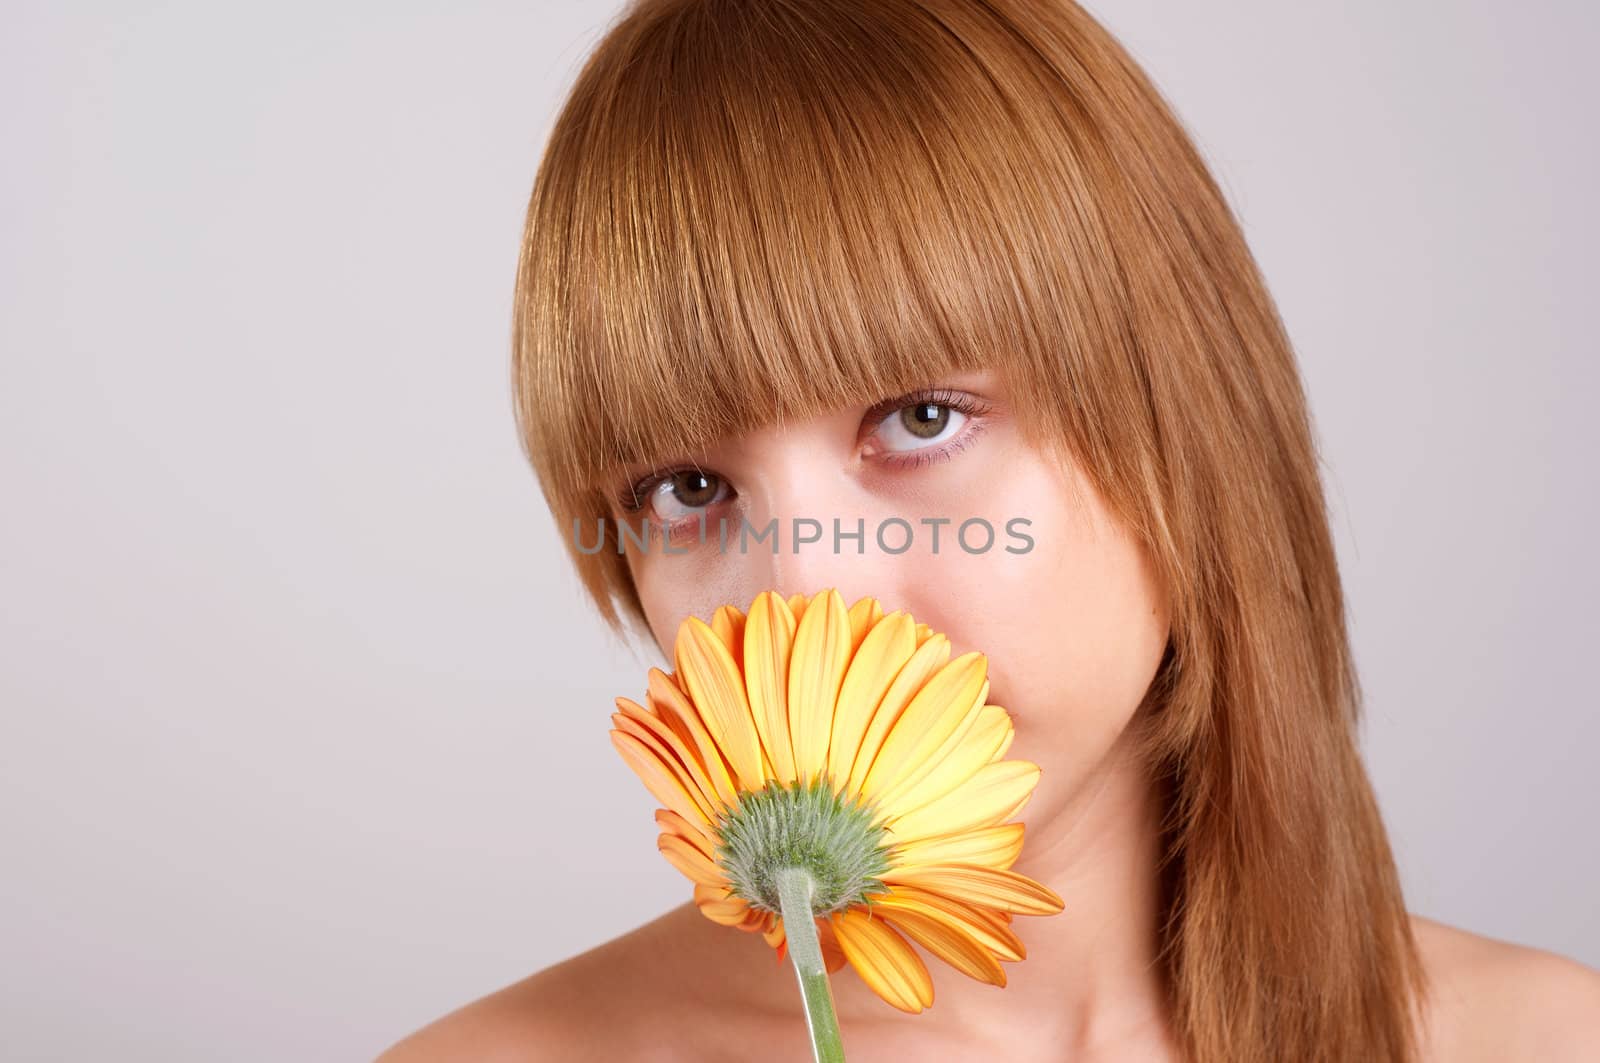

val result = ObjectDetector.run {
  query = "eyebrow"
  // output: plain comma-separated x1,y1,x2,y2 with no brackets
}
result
596,374,1007,497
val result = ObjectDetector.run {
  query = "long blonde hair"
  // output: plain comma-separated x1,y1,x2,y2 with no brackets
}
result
511,0,1430,1058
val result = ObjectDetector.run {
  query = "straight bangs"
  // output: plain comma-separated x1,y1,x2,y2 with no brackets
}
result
512,0,1144,595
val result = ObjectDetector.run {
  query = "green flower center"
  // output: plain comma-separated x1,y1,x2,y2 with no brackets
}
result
715,776,892,916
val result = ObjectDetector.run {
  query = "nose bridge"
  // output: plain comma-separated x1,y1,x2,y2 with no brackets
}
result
737,437,892,608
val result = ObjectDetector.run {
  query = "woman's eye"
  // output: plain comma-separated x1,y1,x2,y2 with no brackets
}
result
871,401,969,453
641,469,730,523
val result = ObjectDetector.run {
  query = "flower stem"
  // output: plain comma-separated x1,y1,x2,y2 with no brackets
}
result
775,867,846,1063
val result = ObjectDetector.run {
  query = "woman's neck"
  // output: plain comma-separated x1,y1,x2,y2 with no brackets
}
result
830,732,1178,1059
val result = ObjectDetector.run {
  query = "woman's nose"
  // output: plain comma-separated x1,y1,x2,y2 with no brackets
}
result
734,451,905,611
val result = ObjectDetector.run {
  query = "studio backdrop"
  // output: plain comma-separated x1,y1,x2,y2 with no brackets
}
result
1,1,1595,1060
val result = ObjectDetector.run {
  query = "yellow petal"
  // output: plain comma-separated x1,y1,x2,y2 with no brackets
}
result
647,668,739,809
987,706,1015,762
879,702,1012,817
786,588,851,785
704,602,767,791
830,907,934,1013
880,863,1064,916
609,728,710,829
884,759,1041,843
862,652,988,801
710,604,746,671
658,831,726,888
844,633,952,795
742,591,799,785
889,823,1025,871
825,612,918,791
872,677,989,812
846,596,884,653
873,898,1006,987
787,592,810,625
674,617,765,792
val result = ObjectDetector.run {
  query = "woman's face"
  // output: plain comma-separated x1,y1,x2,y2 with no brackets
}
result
608,368,1171,812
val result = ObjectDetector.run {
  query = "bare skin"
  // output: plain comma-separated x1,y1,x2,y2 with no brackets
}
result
375,909,1600,1062
377,369,1600,1061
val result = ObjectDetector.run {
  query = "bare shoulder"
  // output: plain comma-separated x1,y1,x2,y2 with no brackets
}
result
371,904,768,1063
1411,913,1600,1063
370,931,651,1063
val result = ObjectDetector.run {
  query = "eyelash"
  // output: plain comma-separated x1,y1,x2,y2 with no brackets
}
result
612,387,994,515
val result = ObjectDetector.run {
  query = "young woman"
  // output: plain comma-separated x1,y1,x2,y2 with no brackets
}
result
380,0,1600,1059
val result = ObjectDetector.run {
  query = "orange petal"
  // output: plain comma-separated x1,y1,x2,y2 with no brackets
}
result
874,898,1006,987
825,612,918,791
742,591,799,785
786,588,852,785
830,907,935,1013
654,807,716,856
883,759,1041,843
962,905,1026,962
609,728,710,829
889,823,1026,871
692,882,752,926
647,668,740,809
863,653,988,801
844,633,952,796
762,914,847,973
613,702,718,825
872,884,1027,962
657,832,727,889
879,863,1064,916
674,617,765,791
817,916,849,974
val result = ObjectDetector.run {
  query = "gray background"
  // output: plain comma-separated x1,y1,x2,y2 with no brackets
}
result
2,2,1595,1060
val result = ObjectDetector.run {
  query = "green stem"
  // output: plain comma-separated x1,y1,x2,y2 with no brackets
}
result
775,867,846,1063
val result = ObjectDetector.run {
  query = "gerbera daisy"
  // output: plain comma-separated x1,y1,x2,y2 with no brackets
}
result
609,587,1064,1037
